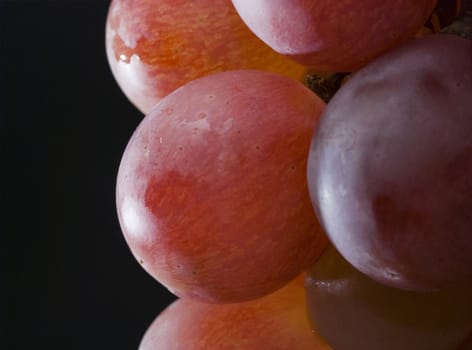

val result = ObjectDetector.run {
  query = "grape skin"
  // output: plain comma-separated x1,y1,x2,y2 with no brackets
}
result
231,0,437,72
307,34,472,291
105,0,307,114
138,276,331,350
116,70,327,303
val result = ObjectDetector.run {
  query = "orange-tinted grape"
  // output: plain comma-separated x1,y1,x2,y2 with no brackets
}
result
139,276,331,350
307,34,472,291
232,0,436,72
306,246,472,350
105,0,307,114
116,70,327,303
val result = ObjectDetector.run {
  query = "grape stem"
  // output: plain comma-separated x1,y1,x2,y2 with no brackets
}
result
304,72,349,103
441,0,472,40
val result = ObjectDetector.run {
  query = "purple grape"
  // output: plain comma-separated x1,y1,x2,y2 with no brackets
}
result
307,34,472,291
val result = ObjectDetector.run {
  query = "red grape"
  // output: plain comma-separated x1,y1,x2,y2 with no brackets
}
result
105,0,307,114
231,0,437,72
307,34,472,291
116,70,327,303
305,246,472,350
138,276,331,350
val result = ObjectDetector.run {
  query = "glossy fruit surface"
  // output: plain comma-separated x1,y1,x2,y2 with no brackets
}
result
305,246,472,350
116,70,327,303
105,0,307,114
139,276,331,350
307,34,472,291
232,0,436,72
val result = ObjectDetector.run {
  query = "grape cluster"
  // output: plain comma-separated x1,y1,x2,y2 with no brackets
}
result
106,0,472,349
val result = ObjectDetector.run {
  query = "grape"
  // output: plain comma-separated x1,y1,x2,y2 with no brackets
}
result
307,34,472,291
305,246,472,350
116,70,327,303
105,0,307,114
138,276,331,350
231,0,436,72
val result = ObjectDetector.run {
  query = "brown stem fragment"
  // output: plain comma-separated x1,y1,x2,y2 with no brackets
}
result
304,71,349,103
441,0,472,40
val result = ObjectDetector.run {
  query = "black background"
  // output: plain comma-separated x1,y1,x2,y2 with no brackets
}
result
1,1,176,349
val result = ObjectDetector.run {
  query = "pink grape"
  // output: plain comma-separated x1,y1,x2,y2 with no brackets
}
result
138,276,331,350
105,0,307,114
232,0,437,72
116,70,327,303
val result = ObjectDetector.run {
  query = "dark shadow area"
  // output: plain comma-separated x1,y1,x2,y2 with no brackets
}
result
0,2,176,349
